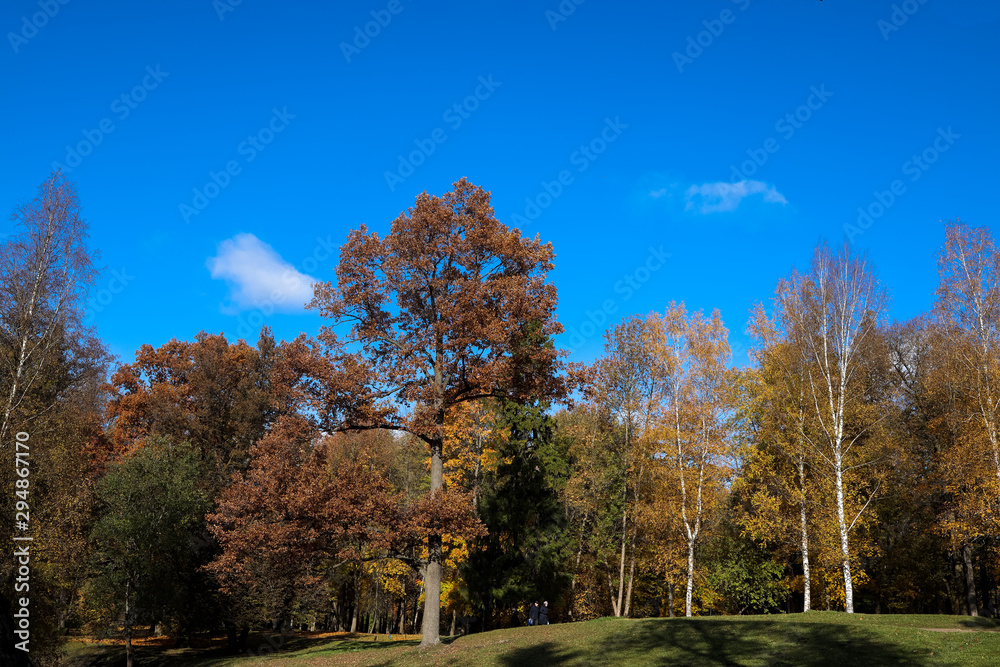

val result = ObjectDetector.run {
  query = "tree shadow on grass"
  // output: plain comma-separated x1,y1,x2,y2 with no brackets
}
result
957,617,999,630
496,641,583,667
598,618,938,667
75,634,420,666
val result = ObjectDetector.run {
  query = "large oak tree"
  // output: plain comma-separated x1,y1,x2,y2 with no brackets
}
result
307,178,573,645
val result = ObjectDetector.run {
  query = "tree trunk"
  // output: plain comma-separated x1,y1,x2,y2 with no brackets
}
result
124,583,134,667
412,580,423,634
623,547,637,617
799,456,811,612
685,540,695,617
450,608,457,636
350,590,359,633
569,512,587,622
615,511,627,616
834,453,854,613
421,434,444,646
607,572,620,617
668,582,675,618
963,542,979,616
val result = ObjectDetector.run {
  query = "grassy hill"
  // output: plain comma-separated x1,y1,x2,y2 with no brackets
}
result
63,612,1000,666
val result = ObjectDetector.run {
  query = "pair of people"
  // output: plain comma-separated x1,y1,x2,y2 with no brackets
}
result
527,600,549,626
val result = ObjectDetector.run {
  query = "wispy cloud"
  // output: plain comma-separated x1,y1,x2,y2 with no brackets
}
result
207,233,317,314
683,180,787,214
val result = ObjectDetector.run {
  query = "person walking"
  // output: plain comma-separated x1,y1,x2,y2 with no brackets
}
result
538,601,549,626
528,601,540,626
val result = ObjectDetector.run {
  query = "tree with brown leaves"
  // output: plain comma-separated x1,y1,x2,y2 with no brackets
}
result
306,178,573,646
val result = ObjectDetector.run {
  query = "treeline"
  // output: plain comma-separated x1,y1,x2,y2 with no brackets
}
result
1,174,997,666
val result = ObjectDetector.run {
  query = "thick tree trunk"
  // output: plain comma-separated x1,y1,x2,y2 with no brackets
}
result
421,436,444,646
350,591,359,633
963,542,979,616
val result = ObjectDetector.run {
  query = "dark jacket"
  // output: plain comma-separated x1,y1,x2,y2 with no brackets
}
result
528,603,540,624
538,603,549,624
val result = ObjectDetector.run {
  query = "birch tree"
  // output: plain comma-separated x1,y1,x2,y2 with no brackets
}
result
650,303,732,617
935,221,1000,488
743,318,825,611
593,314,668,616
0,171,98,445
767,241,888,613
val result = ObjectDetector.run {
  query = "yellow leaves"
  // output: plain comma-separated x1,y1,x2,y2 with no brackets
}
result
363,558,411,599
442,400,500,495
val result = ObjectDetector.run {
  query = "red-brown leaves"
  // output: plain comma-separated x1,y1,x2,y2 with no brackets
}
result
206,416,405,594
105,330,287,473
405,487,486,543
306,178,571,441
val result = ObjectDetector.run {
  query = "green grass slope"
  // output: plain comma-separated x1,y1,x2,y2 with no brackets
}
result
63,612,1000,667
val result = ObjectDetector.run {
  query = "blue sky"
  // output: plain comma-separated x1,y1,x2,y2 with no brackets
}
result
2,0,998,367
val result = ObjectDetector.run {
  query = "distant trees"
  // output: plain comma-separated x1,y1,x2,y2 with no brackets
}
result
8,173,1000,664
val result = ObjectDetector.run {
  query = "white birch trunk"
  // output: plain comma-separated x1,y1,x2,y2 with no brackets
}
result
799,455,811,612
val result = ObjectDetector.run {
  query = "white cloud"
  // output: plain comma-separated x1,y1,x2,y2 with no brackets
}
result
683,180,787,214
207,233,318,313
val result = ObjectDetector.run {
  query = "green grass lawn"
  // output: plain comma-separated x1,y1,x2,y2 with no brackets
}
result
61,612,1000,666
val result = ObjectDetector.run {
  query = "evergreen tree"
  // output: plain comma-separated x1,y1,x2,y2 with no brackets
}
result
464,400,571,628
